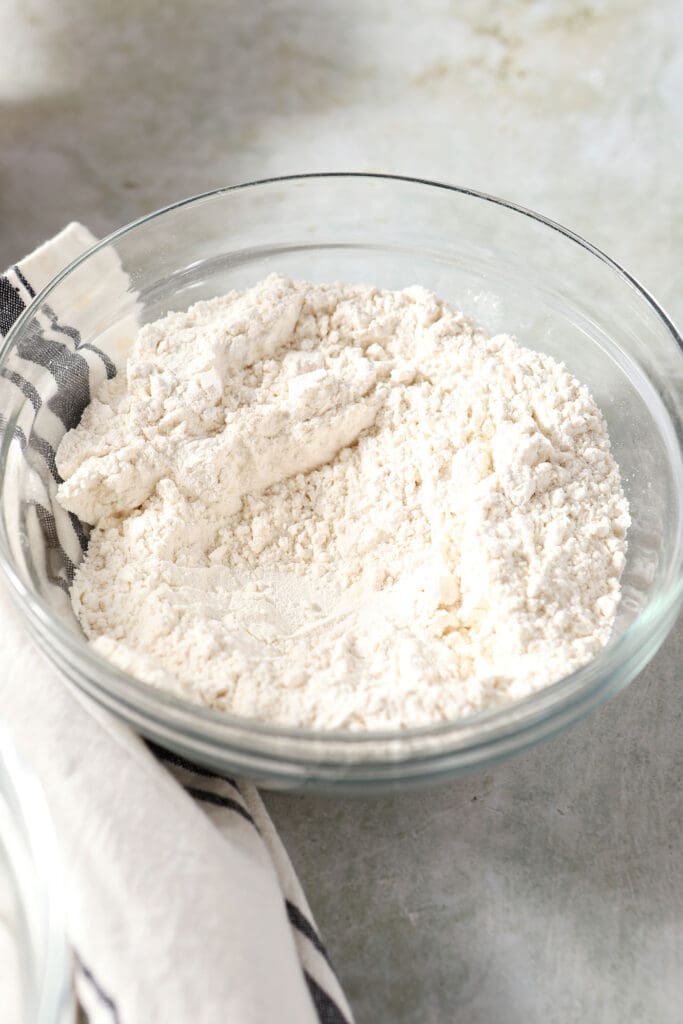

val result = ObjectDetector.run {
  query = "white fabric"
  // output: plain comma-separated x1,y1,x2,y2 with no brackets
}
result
0,226,353,1024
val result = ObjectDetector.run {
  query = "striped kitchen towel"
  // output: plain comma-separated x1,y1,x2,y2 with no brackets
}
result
0,225,354,1024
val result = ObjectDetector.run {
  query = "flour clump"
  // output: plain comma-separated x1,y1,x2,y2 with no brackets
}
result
56,275,630,729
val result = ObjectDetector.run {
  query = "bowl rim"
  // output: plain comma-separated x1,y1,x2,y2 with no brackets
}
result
1,172,682,772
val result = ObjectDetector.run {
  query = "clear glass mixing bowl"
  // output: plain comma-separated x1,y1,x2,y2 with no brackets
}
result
0,174,681,791
0,732,73,1022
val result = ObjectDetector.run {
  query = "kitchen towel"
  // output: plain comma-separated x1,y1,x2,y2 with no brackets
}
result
0,225,354,1024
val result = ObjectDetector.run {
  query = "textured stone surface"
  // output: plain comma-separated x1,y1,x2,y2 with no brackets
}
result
2,1,681,1021
268,628,683,1022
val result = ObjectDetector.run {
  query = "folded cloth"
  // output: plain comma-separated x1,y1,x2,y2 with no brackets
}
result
0,227,354,1024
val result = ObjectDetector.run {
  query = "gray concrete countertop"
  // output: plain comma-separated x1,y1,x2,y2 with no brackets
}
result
2,2,681,1020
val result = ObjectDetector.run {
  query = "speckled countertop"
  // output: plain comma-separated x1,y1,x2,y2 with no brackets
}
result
2,2,681,1021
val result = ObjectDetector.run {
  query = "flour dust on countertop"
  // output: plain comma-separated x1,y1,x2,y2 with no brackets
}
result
56,274,630,730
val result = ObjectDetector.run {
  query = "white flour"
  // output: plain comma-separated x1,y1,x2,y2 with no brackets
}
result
56,275,630,730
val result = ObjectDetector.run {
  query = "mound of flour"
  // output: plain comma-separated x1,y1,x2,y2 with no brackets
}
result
56,275,629,729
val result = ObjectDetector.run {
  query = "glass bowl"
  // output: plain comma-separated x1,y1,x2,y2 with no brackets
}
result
0,174,682,791
0,731,73,1022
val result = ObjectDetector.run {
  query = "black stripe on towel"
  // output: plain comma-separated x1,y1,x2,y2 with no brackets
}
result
31,501,66,548
44,304,118,383
28,502,78,580
44,301,117,380
44,302,81,346
286,900,334,969
0,413,27,450
0,368,42,410
74,952,121,1024
14,330,92,430
0,275,25,336
13,264,35,298
147,740,240,792
79,342,118,380
304,971,351,1024
68,509,90,552
27,431,60,482
185,786,256,827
